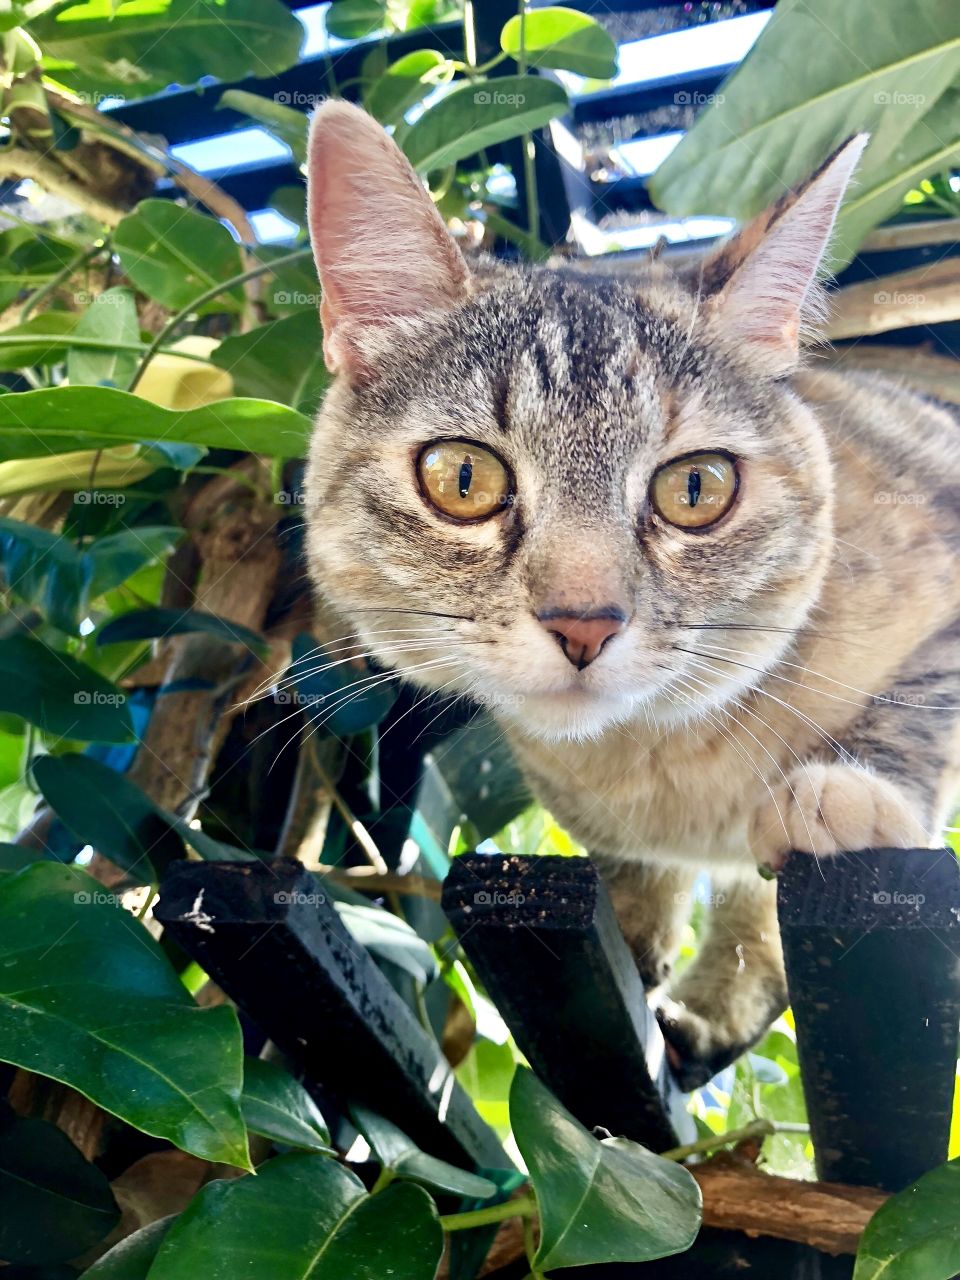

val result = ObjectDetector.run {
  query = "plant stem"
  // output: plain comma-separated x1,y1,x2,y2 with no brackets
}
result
659,1117,808,1163
440,1193,537,1232
126,246,314,394
516,1,540,248
20,241,104,322
370,1166,396,1194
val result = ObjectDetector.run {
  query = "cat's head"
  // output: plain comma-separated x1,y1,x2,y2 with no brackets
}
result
303,102,865,742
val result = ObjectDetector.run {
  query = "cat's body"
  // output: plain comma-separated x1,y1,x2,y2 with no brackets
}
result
303,103,960,1086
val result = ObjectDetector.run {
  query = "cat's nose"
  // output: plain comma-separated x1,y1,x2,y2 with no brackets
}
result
536,608,626,670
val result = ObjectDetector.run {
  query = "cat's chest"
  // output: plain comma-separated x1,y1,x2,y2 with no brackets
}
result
507,719,764,871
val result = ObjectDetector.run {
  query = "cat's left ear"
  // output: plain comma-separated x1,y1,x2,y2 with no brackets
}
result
698,134,868,374
306,100,470,377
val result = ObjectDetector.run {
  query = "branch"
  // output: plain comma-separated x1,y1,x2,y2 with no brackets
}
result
0,146,128,226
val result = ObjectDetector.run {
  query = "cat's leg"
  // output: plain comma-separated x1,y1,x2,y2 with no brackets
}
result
748,620,960,866
594,858,695,990
655,874,786,1091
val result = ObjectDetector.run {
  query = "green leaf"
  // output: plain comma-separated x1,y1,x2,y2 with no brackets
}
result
241,1058,333,1154
0,312,81,370
365,49,452,125
33,753,185,883
0,634,133,742
351,1104,496,1198
147,1152,443,1279
0,863,250,1168
31,0,304,101
0,386,312,462
0,516,92,633
0,843,50,876
86,527,181,599
218,90,307,166
67,288,139,387
97,606,266,655
289,632,397,737
211,310,328,416
337,901,438,986
402,76,569,173
114,201,244,313
80,1215,175,1280
0,1105,119,1264
325,0,385,40
511,1068,701,1270
854,1158,960,1280
500,7,618,78
649,0,960,266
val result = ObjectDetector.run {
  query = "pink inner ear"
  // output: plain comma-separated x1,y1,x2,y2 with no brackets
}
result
715,134,868,366
306,101,468,370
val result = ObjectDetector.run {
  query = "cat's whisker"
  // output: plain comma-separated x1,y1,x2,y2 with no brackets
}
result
349,607,476,622
682,642,959,712
670,676,793,855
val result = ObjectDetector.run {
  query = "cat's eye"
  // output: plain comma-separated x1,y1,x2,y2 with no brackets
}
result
650,451,739,530
417,440,512,522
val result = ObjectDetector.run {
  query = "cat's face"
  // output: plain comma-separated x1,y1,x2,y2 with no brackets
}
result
304,104,864,741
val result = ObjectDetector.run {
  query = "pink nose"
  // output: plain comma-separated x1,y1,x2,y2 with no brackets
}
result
537,609,626,670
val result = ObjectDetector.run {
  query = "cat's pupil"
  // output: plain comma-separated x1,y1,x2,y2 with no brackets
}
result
458,458,473,499
687,467,701,508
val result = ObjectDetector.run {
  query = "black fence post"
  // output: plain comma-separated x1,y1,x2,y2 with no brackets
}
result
442,853,692,1152
156,858,510,1172
778,846,960,1191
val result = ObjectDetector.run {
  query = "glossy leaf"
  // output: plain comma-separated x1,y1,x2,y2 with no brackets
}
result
85,527,181,599
0,863,250,1168
500,7,618,78
241,1058,333,1153
0,515,92,632
0,634,133,741
80,1215,175,1280
351,1104,496,1198
289,632,398,737
0,311,81,370
31,0,304,101
211,311,328,416
337,901,438,985
854,1158,960,1280
0,386,312,462
114,201,244,313
0,1105,119,1264
649,0,960,267
511,1067,701,1270
218,90,307,165
67,288,139,387
148,1152,442,1279
0,843,50,876
366,49,452,125
97,607,267,655
402,76,569,173
326,0,385,40
33,752,185,883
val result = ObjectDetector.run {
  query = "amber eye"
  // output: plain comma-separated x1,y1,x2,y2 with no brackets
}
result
650,451,739,529
417,440,511,521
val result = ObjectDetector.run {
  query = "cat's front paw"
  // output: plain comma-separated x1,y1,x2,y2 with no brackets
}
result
748,762,927,867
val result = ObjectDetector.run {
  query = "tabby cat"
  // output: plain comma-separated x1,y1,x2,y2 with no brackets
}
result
302,101,960,1087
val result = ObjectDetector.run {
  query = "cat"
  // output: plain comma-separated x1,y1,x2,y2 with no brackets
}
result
302,100,960,1089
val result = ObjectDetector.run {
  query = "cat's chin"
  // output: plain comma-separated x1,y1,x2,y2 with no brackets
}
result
492,686,647,743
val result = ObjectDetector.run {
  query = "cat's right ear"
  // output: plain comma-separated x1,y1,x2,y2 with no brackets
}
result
306,100,470,377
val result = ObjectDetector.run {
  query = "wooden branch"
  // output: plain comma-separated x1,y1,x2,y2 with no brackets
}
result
861,218,960,252
0,146,128,226
316,864,443,901
817,342,960,405
825,258,960,339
